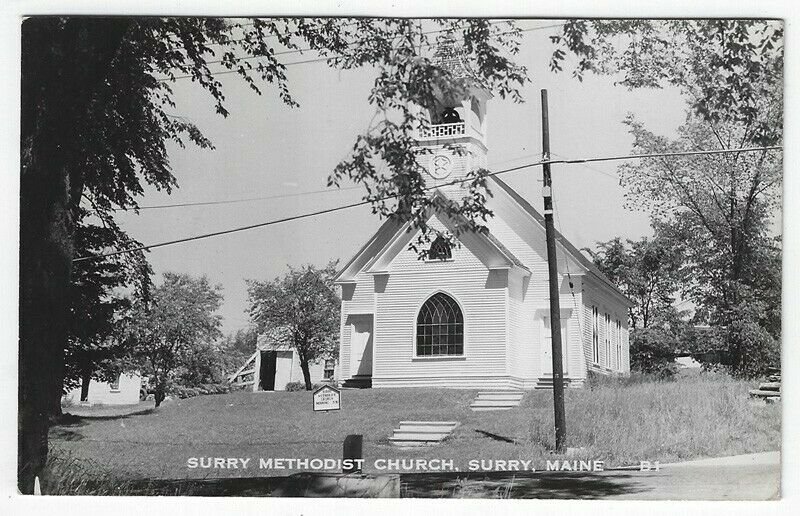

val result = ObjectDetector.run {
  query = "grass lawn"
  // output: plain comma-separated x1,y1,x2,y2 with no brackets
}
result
50,373,780,487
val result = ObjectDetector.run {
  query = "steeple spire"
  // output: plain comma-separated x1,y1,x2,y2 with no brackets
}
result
432,34,479,83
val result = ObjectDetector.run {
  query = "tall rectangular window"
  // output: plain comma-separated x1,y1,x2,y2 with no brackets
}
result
616,320,622,370
604,313,611,367
324,359,335,379
592,306,599,364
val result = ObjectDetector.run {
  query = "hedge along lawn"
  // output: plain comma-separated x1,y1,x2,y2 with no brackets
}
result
50,374,780,481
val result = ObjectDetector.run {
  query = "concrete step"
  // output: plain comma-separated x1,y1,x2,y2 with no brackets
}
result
398,420,459,427
476,393,524,401
388,438,439,447
470,399,520,407
390,432,450,441
398,424,458,433
470,390,524,411
758,382,781,391
749,389,781,398
388,421,459,447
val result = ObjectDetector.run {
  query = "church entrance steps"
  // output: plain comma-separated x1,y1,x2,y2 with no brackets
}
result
533,377,580,389
388,421,459,447
470,390,524,411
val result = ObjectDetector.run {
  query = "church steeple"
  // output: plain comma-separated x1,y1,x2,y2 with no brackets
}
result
415,35,492,190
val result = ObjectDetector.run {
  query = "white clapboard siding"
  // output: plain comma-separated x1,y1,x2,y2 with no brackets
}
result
582,275,630,374
339,269,378,380
485,214,585,381
372,220,508,385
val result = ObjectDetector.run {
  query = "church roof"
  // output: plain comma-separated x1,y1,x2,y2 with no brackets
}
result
333,179,631,307
490,175,631,303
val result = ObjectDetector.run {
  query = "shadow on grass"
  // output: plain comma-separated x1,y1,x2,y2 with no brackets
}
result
74,473,399,497
400,471,649,499
56,407,157,426
474,429,517,444
66,471,648,499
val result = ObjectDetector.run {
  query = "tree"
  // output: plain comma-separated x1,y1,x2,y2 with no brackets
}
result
62,220,152,412
588,234,687,376
20,17,526,490
221,326,260,377
616,112,781,378
549,19,783,146
247,262,340,390
587,235,684,331
549,19,783,379
123,273,223,406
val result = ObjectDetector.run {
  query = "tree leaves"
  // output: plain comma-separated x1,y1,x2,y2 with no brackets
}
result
246,261,340,366
122,273,224,394
549,19,783,146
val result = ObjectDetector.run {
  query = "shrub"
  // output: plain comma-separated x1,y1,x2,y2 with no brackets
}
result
717,315,780,379
285,381,324,392
285,381,305,392
629,327,680,379
170,383,230,399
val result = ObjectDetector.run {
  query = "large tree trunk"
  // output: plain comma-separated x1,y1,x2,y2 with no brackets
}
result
19,18,130,493
80,370,92,402
300,360,312,391
19,173,73,493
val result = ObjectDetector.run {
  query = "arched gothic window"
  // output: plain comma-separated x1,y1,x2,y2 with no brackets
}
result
428,236,452,260
416,293,464,356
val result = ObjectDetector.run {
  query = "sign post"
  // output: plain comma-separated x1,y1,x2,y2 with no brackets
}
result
312,384,341,413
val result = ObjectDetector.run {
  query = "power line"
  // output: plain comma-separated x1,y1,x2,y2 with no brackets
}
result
200,19,517,67
550,187,585,357
550,150,619,181
122,149,542,212
73,145,782,263
115,185,364,211
74,161,539,263
159,22,566,82
546,146,782,166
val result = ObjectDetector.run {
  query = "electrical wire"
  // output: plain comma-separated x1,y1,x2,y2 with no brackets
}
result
73,160,539,263
73,145,782,263
115,185,364,211
158,22,566,82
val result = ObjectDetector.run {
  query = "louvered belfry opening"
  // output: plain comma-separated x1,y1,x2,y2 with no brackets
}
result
416,293,464,356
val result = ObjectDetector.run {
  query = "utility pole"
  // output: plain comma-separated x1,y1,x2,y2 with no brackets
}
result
540,89,567,452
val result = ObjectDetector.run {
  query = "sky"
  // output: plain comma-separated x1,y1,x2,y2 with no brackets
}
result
113,19,690,334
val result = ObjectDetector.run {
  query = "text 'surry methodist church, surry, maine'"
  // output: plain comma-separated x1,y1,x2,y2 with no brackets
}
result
333,39,633,390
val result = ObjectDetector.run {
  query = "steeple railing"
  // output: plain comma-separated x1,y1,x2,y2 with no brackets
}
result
419,121,466,139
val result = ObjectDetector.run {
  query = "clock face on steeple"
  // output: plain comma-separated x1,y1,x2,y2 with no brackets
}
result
428,153,453,180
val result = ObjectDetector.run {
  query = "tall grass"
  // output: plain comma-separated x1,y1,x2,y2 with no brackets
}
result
42,449,198,495
523,373,780,465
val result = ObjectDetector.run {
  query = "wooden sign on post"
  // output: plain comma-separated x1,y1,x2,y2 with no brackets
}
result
313,384,341,412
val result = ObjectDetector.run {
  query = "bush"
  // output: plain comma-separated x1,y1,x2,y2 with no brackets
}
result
284,381,324,392
629,327,680,379
170,383,230,399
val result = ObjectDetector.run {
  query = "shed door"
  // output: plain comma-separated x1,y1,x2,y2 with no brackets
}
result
349,315,373,377
541,317,568,375
259,350,277,391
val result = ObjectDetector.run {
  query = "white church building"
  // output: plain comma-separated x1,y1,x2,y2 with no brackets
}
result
334,39,632,390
